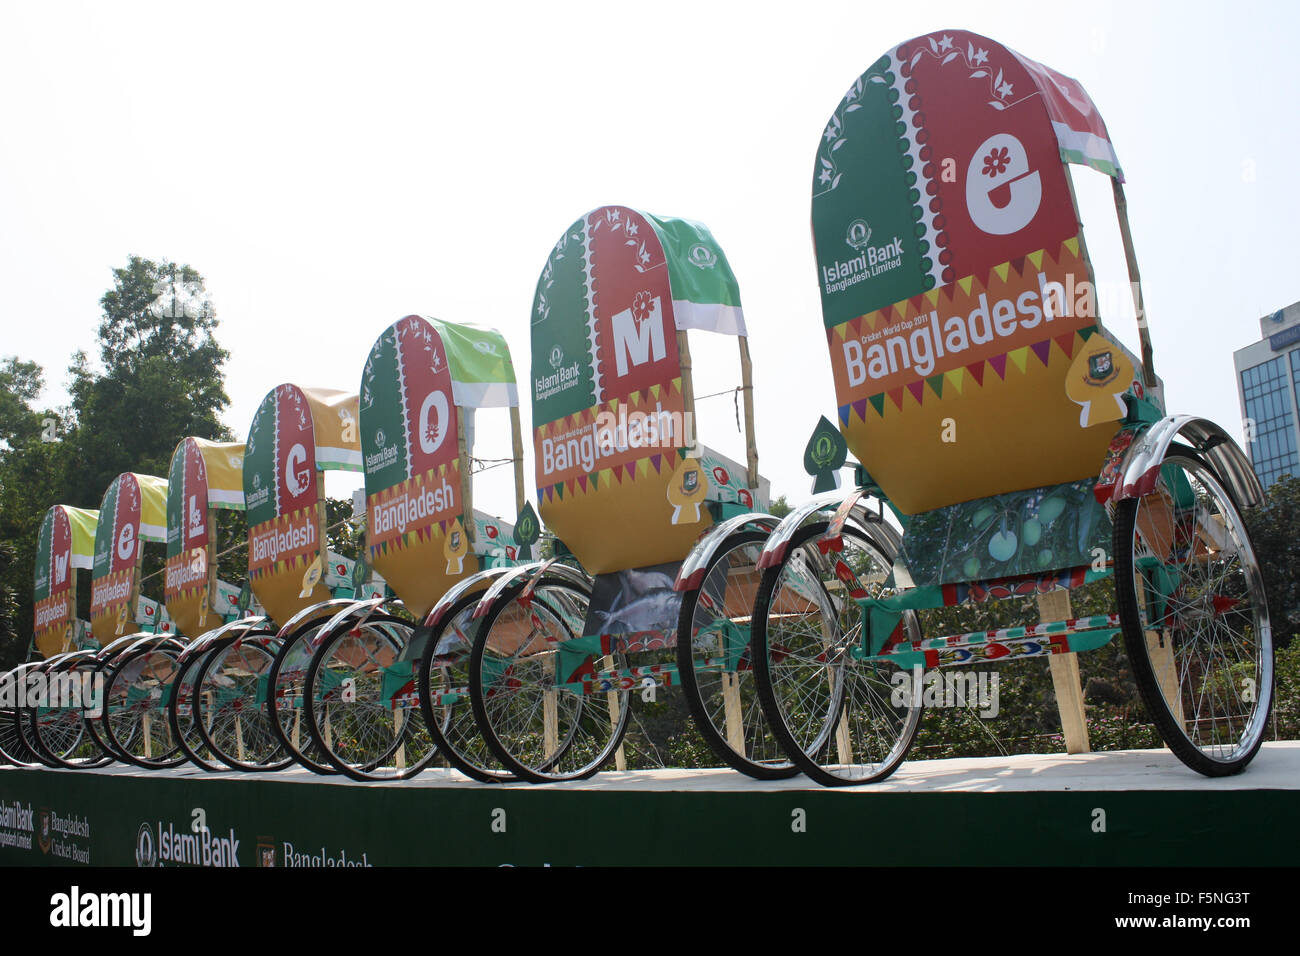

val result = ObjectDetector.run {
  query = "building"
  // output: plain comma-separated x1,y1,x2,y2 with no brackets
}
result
1233,301,1300,491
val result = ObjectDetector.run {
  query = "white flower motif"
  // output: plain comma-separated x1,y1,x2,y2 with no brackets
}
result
819,167,833,185
973,47,989,65
997,80,1014,99
823,120,839,142
938,34,953,52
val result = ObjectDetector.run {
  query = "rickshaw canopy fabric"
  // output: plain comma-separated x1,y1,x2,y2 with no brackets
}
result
813,29,1135,514
243,384,361,625
165,437,248,637
32,505,98,657
88,473,168,643
360,315,514,617
530,206,745,573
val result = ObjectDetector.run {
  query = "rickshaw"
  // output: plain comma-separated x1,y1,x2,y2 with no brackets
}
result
232,383,415,779
159,435,298,772
72,472,193,768
457,205,789,782
307,314,529,783
20,650,112,769
748,29,1272,785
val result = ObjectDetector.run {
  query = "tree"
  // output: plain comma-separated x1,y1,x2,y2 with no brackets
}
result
0,357,45,450
1244,474,1300,649
0,542,23,665
64,257,231,504
0,257,232,669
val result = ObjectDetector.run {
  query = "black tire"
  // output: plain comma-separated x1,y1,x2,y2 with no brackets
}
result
302,614,437,781
469,578,631,783
1113,448,1273,776
676,530,797,780
752,518,922,787
418,593,515,783
191,635,293,772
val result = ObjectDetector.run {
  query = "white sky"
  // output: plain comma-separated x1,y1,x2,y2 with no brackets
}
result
2,0,1298,521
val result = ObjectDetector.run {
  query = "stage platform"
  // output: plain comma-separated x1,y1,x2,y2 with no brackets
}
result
3,742,1297,866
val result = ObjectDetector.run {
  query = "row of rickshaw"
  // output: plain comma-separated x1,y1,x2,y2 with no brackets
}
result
4,30,1274,786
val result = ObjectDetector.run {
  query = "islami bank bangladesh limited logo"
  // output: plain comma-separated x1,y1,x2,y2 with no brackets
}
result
846,219,872,251
135,823,156,867
688,244,717,269
549,345,564,370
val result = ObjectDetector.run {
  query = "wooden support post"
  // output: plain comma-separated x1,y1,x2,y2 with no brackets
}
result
1134,575,1184,726
235,714,246,763
722,670,746,755
457,415,475,545
509,405,526,514
1112,177,1158,391
543,689,559,759
738,337,759,490
393,704,406,770
292,704,301,750
603,654,627,771
1038,588,1090,754
676,331,697,451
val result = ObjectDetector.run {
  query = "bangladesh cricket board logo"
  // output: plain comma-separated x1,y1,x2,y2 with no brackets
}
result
846,219,872,251
39,810,51,854
1086,350,1117,386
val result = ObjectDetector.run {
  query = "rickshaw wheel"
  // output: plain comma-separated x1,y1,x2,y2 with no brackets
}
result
168,648,225,772
677,530,797,780
101,647,187,769
192,638,293,772
15,662,62,769
418,593,516,783
469,580,631,783
266,624,340,775
1114,449,1273,776
752,519,922,787
302,616,438,781
29,661,111,769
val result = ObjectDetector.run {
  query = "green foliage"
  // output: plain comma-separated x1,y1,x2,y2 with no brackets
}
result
64,257,231,502
0,542,23,666
325,497,365,563
769,494,792,518
1273,640,1300,740
1244,474,1300,649
0,358,46,450
0,256,231,669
